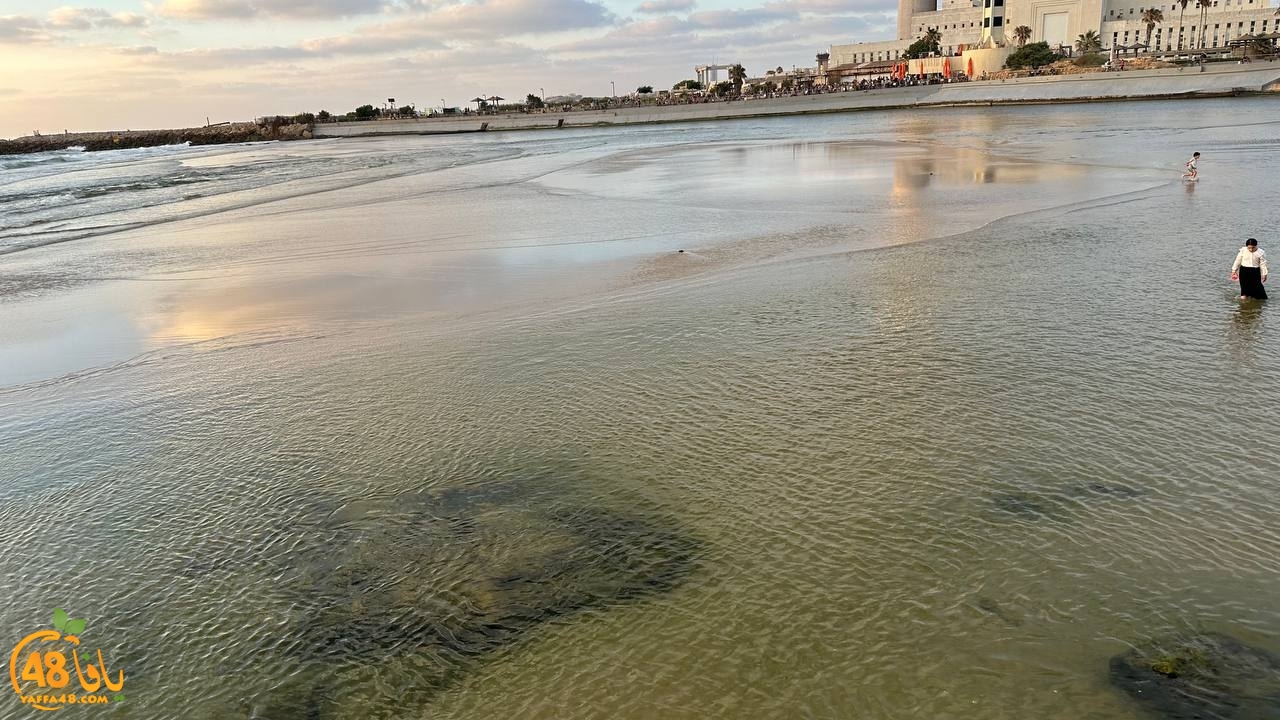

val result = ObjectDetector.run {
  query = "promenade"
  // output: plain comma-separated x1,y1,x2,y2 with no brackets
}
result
315,63,1280,138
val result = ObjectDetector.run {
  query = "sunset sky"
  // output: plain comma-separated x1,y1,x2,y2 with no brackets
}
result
0,0,898,138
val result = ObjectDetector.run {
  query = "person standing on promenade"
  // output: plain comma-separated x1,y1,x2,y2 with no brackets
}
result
1183,151,1201,180
1231,238,1268,300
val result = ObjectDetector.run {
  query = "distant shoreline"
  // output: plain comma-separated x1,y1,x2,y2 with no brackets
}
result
4,64,1278,155
316,64,1280,139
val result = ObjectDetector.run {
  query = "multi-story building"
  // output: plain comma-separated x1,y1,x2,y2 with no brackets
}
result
831,0,1279,66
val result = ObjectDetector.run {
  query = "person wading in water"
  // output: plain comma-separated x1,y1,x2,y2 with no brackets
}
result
1231,238,1268,300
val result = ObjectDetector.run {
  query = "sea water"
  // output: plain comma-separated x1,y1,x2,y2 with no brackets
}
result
1,97,1279,719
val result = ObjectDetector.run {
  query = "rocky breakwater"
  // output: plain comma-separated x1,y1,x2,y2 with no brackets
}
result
0,117,312,155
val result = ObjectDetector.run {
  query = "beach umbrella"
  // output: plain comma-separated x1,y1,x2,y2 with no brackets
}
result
967,57,975,77
943,58,952,78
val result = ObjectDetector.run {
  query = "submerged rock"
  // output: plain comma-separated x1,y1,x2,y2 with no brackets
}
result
1110,632,1280,719
253,474,700,719
989,480,1141,522
973,595,1023,627
1063,482,1142,499
990,491,1066,520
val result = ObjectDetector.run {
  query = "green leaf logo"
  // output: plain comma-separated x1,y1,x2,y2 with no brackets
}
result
51,608,88,636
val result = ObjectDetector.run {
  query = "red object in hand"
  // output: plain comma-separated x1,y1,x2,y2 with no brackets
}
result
1231,273,1239,281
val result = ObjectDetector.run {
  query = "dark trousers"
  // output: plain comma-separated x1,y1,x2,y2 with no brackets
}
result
1239,265,1268,300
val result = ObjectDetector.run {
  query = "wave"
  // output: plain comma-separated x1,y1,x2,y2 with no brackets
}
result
0,146,86,171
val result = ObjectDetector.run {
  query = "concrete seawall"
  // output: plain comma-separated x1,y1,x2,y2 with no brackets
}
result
315,63,1280,139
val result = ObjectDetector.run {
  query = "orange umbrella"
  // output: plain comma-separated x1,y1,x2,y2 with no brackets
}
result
943,58,951,78
967,57,974,77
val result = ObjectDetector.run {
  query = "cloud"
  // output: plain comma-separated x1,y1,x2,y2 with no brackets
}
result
635,0,694,13
157,0,390,19
687,6,798,30
47,7,104,29
158,0,383,19
772,0,895,14
46,7,150,30
424,0,616,38
114,45,160,54
105,13,150,27
0,15,53,43
299,28,445,55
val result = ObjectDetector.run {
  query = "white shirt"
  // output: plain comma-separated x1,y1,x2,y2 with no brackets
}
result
1232,247,1268,276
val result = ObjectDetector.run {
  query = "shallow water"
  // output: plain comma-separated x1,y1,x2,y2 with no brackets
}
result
2,98,1280,719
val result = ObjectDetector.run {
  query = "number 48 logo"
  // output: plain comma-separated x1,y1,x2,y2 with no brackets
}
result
8,608,125,711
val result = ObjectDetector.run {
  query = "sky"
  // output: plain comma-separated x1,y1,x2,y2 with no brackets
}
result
0,0,898,137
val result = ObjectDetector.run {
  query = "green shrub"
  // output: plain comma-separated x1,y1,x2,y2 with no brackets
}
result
1005,41,1058,69
904,36,940,60
1073,53,1107,67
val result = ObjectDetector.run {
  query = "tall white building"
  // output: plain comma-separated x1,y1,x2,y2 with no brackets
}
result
832,0,1279,66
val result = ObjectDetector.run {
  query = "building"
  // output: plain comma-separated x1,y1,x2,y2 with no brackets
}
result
831,0,1280,66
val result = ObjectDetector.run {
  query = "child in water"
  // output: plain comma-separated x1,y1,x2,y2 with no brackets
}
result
1183,151,1201,180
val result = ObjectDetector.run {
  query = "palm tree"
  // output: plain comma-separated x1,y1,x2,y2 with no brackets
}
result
1176,0,1190,50
1075,30,1103,53
1142,8,1163,50
925,26,942,49
1014,25,1032,46
729,64,747,95
1196,0,1211,48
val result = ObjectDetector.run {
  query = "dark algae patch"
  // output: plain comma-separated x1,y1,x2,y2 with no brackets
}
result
1110,632,1280,719
989,481,1142,521
251,470,700,719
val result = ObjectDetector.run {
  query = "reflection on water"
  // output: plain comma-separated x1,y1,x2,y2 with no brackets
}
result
1226,298,1265,363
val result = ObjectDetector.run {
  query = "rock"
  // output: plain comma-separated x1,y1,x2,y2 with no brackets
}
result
973,595,1023,626
0,121,313,155
1063,482,1142,499
990,490,1066,520
990,481,1141,522
1110,632,1280,719
252,471,700,719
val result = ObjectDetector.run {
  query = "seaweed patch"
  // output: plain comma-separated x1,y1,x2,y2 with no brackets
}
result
1110,632,1280,720
251,473,700,719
